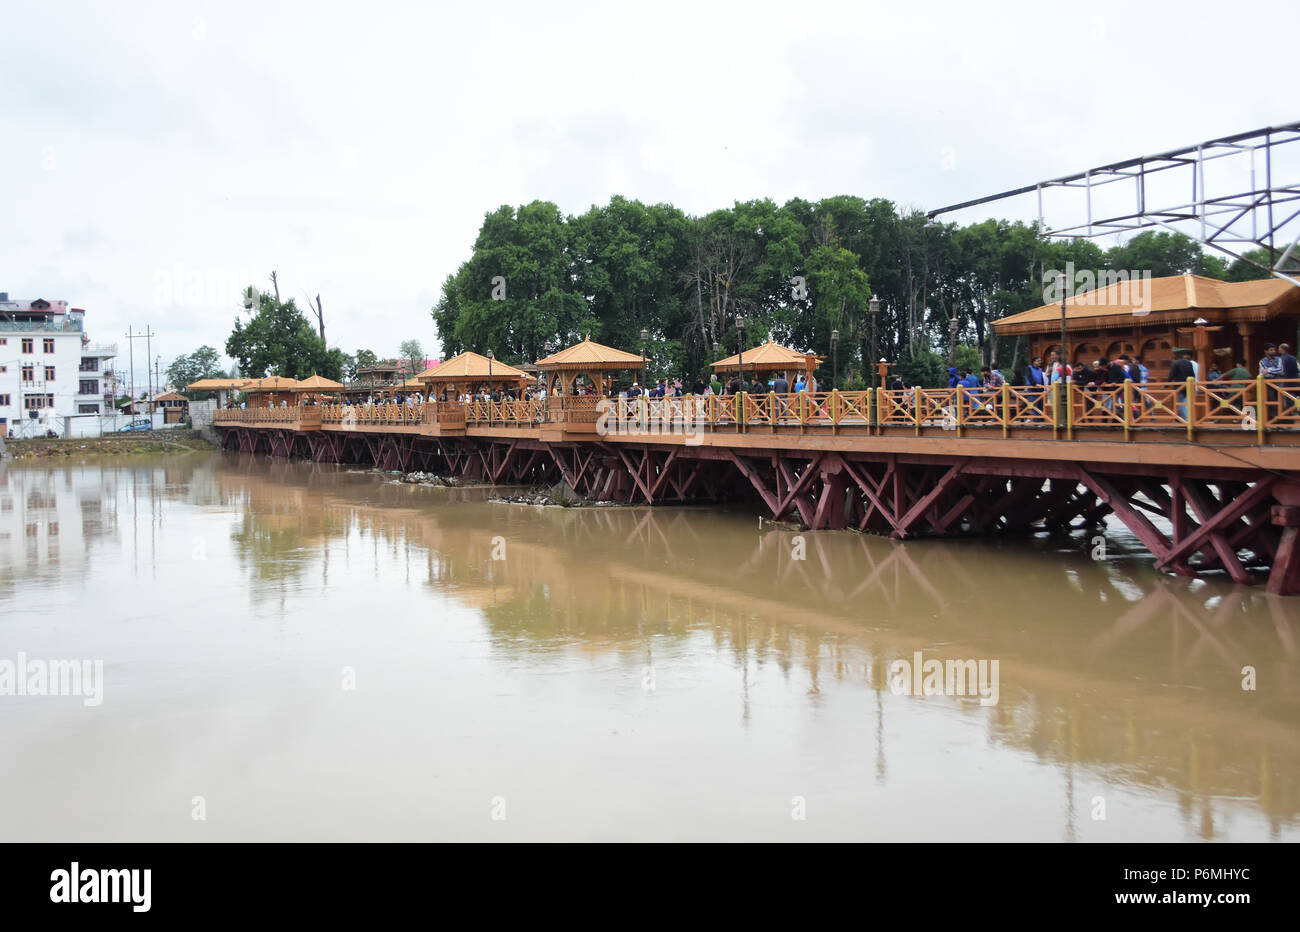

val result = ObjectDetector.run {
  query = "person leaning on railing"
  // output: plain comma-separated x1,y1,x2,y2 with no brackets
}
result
1278,343,1300,418
1024,356,1047,414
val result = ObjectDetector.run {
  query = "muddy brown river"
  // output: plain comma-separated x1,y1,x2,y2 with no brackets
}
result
1,452,1296,841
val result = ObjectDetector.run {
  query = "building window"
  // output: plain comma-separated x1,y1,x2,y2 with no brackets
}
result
78,404,99,414
0,395,9,406
79,380,98,395
0,337,6,345
79,358,98,372
43,338,55,353
45,366,56,381
21,366,33,382
0,366,6,373
21,338,33,354
23,394,46,409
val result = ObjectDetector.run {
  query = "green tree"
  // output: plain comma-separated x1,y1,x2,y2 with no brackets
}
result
1105,231,1208,278
400,339,425,377
226,289,345,380
896,350,948,389
1226,247,1288,282
345,349,378,381
167,345,226,397
804,242,871,387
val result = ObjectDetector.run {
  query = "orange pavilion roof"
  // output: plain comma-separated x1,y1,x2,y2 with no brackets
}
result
411,352,530,383
534,335,645,371
711,341,819,371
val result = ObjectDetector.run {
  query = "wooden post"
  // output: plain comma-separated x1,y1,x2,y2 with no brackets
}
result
914,384,921,436
1257,373,1267,444
1186,377,1196,441
955,384,964,438
1123,379,1133,441
1066,383,1074,441
1001,382,1010,438
1052,381,1060,440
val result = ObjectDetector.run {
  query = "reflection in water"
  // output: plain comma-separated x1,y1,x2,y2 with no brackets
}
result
0,453,1297,841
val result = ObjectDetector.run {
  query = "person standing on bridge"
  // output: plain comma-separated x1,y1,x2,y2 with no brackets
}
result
1279,343,1299,379
773,373,790,394
1170,348,1197,421
1025,355,1046,415
1278,344,1299,418
1045,350,1070,386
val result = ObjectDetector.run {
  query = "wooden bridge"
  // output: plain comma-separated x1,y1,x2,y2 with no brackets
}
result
215,378,1300,595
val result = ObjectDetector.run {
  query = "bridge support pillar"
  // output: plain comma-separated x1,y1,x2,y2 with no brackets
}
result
1268,482,1300,595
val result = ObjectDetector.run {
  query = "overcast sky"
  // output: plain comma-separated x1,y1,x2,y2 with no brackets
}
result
2,0,1291,378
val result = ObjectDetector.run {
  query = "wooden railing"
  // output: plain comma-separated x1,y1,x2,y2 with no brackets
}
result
215,406,321,429
211,379,1300,441
466,398,546,425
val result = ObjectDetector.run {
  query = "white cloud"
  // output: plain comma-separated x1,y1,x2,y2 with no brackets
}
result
0,0,1291,373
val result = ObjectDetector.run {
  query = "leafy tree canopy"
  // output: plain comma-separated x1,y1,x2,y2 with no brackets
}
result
226,289,345,381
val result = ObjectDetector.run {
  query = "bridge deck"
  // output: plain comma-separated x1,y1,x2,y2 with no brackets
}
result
214,381,1300,594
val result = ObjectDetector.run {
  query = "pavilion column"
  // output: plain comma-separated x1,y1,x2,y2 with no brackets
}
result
1237,322,1254,370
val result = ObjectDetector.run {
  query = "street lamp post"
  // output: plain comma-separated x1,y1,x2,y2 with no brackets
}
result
830,328,840,389
736,316,746,392
640,328,649,389
868,295,880,389
949,317,959,366
1058,271,1069,373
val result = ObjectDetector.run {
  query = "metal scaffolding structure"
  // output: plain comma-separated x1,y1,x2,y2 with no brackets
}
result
927,122,1300,285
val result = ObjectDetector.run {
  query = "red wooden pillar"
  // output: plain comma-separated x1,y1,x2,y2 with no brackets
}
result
1269,481,1300,595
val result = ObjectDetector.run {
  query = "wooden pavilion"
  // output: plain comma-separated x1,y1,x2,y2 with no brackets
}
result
711,341,820,387
152,391,189,424
185,377,252,408
533,335,645,395
292,374,346,403
993,274,1300,380
533,335,645,436
243,376,300,407
412,351,530,400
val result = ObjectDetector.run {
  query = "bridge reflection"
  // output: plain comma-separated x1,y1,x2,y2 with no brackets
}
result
215,458,1300,839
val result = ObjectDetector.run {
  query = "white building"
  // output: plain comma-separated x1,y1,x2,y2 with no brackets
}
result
0,293,117,437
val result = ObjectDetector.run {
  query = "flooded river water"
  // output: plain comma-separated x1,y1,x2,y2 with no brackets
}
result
1,451,1297,841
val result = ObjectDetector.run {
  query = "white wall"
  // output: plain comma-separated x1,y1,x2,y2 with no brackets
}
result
0,328,114,434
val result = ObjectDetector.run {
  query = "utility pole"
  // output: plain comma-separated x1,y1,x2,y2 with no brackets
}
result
124,326,156,418
145,326,154,415
126,326,135,415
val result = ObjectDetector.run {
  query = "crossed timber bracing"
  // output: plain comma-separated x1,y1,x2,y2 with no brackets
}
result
216,426,1300,594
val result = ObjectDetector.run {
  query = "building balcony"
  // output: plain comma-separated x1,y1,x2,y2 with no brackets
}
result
0,319,83,333
81,342,117,357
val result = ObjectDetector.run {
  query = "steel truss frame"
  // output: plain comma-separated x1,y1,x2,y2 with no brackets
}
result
928,122,1300,284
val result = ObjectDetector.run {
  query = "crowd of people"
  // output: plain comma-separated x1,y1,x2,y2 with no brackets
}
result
221,344,1300,417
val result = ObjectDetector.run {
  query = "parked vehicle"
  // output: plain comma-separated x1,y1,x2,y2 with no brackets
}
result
117,418,152,432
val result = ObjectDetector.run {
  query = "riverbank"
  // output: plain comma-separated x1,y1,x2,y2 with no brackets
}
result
3,431,217,460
